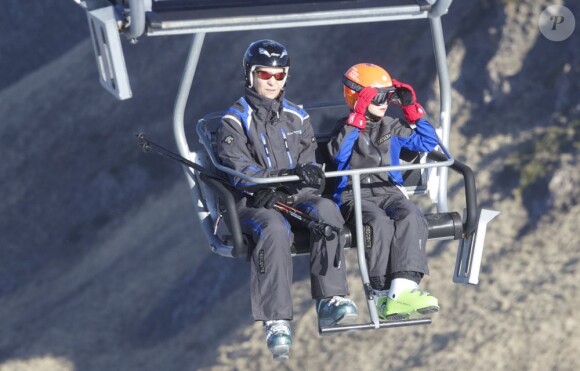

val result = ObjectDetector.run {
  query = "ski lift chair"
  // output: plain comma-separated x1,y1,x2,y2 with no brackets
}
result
73,0,499,334
195,101,498,333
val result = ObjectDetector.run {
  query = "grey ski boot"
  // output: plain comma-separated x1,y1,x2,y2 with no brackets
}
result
316,296,358,327
263,320,292,360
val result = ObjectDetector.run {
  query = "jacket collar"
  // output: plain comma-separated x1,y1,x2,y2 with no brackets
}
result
244,87,284,119
366,118,382,129
365,115,398,131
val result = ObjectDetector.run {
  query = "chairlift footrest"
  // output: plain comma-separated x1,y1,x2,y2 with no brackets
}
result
318,317,432,335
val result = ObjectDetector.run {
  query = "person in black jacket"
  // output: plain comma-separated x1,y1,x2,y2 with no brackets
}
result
328,63,440,321
216,40,357,360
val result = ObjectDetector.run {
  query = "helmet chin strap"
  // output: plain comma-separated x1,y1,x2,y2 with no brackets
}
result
247,65,256,88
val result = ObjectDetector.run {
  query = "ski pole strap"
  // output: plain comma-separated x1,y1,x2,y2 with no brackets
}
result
137,133,193,166
274,202,340,236
273,201,342,268
137,133,342,266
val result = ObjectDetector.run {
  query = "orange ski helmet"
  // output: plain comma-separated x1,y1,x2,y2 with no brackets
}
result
343,63,393,110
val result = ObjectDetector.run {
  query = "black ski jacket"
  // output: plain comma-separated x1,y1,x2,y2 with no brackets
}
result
217,88,318,198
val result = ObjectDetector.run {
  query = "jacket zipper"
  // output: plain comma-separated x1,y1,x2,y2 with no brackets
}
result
280,128,294,168
259,132,273,169
368,125,385,196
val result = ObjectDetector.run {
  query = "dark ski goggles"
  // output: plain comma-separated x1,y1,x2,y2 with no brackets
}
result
255,70,287,81
343,76,397,105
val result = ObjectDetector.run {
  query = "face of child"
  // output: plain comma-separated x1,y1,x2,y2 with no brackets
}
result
253,67,285,99
367,101,389,118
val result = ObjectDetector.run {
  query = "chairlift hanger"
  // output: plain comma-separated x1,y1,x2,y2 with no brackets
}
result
72,0,499,334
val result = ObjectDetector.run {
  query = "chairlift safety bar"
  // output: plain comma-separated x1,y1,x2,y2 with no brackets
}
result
196,117,455,185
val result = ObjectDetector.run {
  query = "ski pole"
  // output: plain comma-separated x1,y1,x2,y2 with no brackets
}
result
137,133,344,267
137,134,332,230
137,133,211,176
273,201,342,268
272,201,339,238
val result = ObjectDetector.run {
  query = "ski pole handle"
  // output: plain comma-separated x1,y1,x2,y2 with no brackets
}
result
274,201,338,237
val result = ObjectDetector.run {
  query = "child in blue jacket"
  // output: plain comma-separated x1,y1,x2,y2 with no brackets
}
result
328,63,439,320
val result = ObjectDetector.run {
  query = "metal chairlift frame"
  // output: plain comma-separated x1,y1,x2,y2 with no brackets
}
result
73,0,499,334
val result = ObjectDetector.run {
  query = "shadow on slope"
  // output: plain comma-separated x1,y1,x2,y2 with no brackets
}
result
0,1,88,90
132,254,250,347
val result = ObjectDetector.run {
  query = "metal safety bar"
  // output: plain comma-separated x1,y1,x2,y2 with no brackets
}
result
319,317,432,336
196,118,454,185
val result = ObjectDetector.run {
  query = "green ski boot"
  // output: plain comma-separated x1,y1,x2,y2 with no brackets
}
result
377,289,439,321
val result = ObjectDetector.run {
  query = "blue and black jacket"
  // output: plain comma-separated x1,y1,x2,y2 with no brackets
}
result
217,88,318,196
327,116,438,205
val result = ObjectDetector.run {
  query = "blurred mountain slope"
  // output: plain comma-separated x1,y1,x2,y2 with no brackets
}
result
1,1,579,370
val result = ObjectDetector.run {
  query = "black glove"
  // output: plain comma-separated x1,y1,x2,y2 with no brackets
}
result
251,188,287,209
294,163,325,188
391,78,425,124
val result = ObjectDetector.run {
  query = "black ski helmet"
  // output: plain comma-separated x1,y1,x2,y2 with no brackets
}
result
243,39,290,88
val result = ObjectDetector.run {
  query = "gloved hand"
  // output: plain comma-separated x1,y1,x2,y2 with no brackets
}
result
391,78,425,124
346,87,377,130
294,163,325,188
252,188,287,209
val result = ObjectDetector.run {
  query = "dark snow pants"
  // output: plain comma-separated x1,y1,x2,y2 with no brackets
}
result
340,186,429,290
238,194,349,321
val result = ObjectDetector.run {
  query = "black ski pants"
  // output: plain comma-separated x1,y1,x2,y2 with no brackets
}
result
238,194,349,321
340,187,429,290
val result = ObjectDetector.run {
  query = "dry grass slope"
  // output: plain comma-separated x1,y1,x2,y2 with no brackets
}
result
1,1,579,370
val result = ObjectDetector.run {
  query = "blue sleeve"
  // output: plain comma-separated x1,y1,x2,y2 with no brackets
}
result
328,125,360,168
397,118,439,152
327,125,359,205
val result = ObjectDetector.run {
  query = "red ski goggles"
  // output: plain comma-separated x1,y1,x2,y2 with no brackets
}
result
255,70,287,81
343,76,398,105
